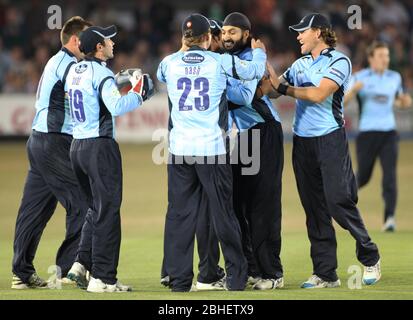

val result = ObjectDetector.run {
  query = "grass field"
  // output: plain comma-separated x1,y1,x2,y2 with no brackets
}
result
0,141,412,300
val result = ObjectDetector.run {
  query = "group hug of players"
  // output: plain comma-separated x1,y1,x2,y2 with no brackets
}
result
11,10,411,293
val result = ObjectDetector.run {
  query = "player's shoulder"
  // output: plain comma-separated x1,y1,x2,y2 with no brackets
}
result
353,68,371,79
292,54,313,68
328,49,352,73
160,51,183,65
329,50,351,65
45,48,75,72
238,47,253,60
385,69,401,80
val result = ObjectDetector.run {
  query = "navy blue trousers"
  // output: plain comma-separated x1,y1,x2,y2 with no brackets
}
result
164,154,247,291
70,138,122,285
12,131,88,282
293,128,380,282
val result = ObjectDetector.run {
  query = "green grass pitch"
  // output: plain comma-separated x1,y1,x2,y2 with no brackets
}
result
0,142,412,300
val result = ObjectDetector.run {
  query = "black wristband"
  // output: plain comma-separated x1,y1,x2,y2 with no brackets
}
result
277,83,289,95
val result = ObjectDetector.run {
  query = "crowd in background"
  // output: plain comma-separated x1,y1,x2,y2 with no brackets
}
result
1,0,413,94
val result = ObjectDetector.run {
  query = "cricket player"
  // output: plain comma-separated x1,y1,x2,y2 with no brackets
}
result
11,16,92,289
157,13,267,292
65,25,154,293
160,18,226,291
345,41,412,232
266,13,381,288
222,12,284,290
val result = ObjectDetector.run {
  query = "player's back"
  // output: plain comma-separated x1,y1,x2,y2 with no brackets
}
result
32,48,77,135
158,48,229,156
66,57,115,139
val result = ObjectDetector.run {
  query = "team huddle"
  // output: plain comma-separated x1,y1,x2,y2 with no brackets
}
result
11,11,411,293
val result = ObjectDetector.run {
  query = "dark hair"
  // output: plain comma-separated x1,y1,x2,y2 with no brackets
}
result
367,41,389,57
84,40,107,59
314,27,337,47
183,29,210,47
60,16,92,45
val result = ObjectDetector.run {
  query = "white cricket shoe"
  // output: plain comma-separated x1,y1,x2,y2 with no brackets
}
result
247,276,262,286
67,262,88,289
301,275,341,289
363,260,381,285
87,277,132,293
195,278,225,291
253,277,284,290
160,275,170,287
382,217,396,232
11,273,48,289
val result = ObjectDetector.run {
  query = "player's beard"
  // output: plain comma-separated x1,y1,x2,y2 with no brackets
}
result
223,38,247,54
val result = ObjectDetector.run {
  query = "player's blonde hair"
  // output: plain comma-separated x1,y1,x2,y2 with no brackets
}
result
183,29,210,48
60,16,92,45
315,27,337,47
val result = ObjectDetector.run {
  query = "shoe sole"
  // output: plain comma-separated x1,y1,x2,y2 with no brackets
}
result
11,283,49,289
362,276,381,285
301,281,341,289
195,286,225,291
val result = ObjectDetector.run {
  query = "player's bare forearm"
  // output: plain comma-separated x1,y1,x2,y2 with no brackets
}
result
344,81,363,106
284,86,332,103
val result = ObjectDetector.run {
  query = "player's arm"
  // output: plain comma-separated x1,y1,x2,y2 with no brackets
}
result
255,73,289,99
256,62,294,99
394,75,412,109
394,93,412,109
157,59,167,83
227,77,257,105
344,81,363,106
100,72,154,116
344,74,363,106
267,58,351,103
221,38,267,81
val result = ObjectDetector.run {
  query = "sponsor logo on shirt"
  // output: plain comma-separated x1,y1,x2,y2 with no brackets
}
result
373,94,389,104
182,53,205,64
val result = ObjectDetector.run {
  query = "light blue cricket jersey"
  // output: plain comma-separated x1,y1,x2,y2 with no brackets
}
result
32,47,77,134
283,47,352,137
350,68,403,132
227,47,281,132
65,56,142,139
157,46,266,156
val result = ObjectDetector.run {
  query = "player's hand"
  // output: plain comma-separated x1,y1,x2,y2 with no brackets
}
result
352,81,364,93
256,76,272,97
266,62,280,89
115,68,142,90
251,38,266,53
399,93,412,109
129,71,155,101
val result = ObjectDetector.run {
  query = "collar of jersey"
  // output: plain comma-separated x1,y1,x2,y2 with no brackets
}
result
84,56,106,65
320,47,335,57
368,67,388,77
305,47,335,61
187,45,206,51
61,47,75,58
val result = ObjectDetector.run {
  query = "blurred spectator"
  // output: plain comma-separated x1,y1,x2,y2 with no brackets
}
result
0,0,412,93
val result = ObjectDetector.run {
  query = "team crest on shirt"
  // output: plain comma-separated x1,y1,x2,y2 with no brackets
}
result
75,64,88,74
182,53,205,64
